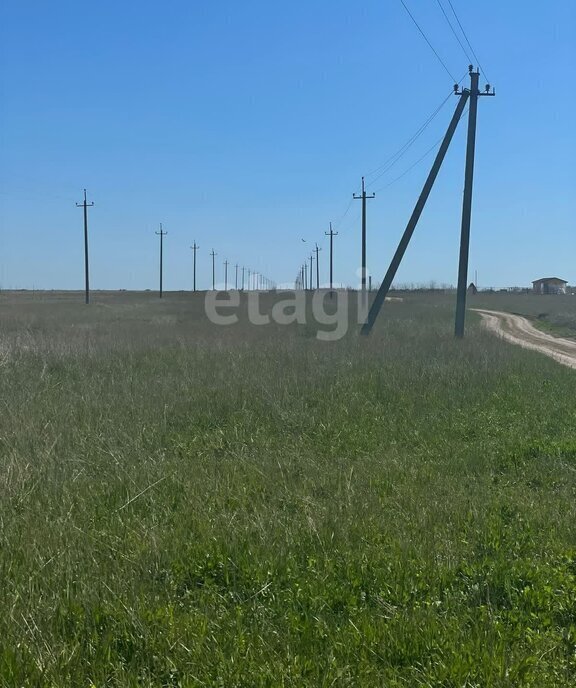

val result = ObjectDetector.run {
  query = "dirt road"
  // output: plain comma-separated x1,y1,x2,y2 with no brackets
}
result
473,309,576,370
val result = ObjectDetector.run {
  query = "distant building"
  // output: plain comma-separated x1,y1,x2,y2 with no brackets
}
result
532,277,568,295
467,282,478,295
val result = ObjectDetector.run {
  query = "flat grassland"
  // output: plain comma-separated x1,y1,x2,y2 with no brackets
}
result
1,290,576,686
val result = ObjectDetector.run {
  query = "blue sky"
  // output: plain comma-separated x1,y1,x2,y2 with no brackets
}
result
0,0,574,290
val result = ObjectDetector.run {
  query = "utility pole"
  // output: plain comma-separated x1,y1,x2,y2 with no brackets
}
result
224,260,229,291
190,241,199,292
361,68,494,336
325,222,338,295
76,189,94,304
309,254,313,290
241,266,246,290
210,249,217,290
235,263,239,290
455,67,494,337
304,263,308,291
314,243,321,289
353,176,375,303
155,224,167,298
248,269,251,291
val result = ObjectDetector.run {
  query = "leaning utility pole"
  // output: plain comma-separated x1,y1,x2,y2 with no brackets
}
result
224,260,229,291
190,241,199,292
361,67,494,336
454,68,494,337
314,243,321,289
76,189,94,304
325,222,338,294
353,177,375,302
210,249,217,290
155,224,167,298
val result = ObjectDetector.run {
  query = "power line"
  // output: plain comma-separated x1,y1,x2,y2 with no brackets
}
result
446,0,490,83
365,71,469,189
435,0,473,64
365,92,453,186
398,0,456,82
333,196,354,230
373,105,470,193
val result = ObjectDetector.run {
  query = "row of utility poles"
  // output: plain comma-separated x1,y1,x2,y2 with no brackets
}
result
295,224,339,292
77,68,491,336
160,235,275,297
74,199,275,301
295,173,374,297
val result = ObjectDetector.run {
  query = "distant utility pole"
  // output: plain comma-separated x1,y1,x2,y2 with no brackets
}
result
304,262,308,291
76,189,94,304
314,243,321,289
190,241,199,292
353,176,375,301
155,224,167,298
210,249,217,290
241,266,246,290
309,254,313,290
235,263,239,290
454,67,494,337
325,222,338,294
247,269,252,291
224,260,229,291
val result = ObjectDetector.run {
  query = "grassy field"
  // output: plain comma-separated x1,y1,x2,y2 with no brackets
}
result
1,290,576,686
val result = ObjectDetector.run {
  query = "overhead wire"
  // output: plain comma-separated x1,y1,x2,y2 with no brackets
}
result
372,104,470,194
364,92,453,187
398,0,457,82
434,0,473,64
364,70,468,190
446,0,490,82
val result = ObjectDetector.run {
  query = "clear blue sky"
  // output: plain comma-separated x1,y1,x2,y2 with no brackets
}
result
0,0,574,290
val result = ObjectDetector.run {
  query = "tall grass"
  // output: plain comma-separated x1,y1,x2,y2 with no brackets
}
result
1,291,576,686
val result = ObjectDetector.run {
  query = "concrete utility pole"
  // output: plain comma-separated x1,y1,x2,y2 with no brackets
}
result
454,67,494,337
304,262,308,291
191,241,199,292
314,243,321,289
76,189,94,304
247,269,251,291
210,249,217,290
155,224,167,298
224,260,229,291
325,222,338,295
309,254,313,290
235,263,239,290
353,177,375,303
361,87,471,335
241,266,246,290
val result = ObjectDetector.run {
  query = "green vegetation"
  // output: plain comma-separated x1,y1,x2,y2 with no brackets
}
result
1,291,576,686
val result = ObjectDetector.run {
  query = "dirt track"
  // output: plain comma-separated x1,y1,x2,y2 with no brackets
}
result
473,309,576,370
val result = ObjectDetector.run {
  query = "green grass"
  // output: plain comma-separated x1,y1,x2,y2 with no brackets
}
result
1,290,576,686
